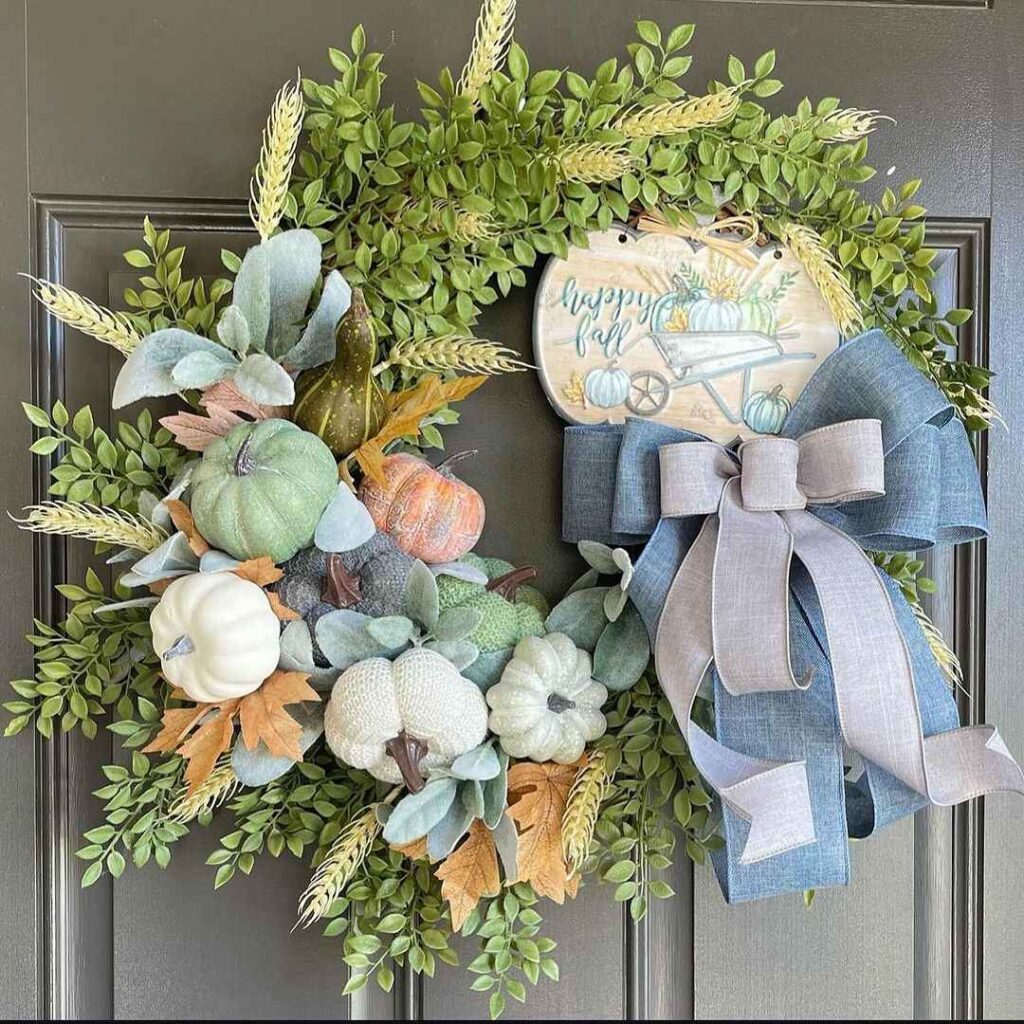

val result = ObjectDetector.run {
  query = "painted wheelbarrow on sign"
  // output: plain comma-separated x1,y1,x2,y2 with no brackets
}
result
623,328,817,423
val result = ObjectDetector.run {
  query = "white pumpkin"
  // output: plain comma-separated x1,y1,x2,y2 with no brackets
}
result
486,633,608,763
149,572,281,703
324,647,488,790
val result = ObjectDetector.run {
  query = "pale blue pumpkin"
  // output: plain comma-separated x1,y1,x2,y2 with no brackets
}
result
742,385,791,435
687,294,743,332
739,293,777,336
584,364,631,409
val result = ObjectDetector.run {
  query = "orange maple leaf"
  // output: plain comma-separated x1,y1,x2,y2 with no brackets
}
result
393,836,429,861
505,758,583,904
435,819,500,931
237,670,319,760
144,698,240,794
163,498,211,556
233,556,284,587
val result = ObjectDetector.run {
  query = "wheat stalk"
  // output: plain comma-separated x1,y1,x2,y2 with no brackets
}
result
614,89,740,139
27,277,141,356
562,750,612,875
375,335,531,375
777,222,863,335
296,805,381,928
911,601,966,697
426,201,498,243
457,0,516,104
818,108,894,143
250,76,304,241
556,143,636,184
169,762,240,823
12,502,168,551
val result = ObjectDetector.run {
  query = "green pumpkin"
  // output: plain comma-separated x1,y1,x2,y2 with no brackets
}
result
739,292,778,336
190,419,338,563
437,553,549,653
292,288,387,457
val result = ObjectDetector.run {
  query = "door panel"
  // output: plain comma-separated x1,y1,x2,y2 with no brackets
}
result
2,1,1021,1020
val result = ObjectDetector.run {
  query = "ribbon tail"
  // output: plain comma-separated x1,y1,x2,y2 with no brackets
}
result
656,516,817,865
785,509,1024,806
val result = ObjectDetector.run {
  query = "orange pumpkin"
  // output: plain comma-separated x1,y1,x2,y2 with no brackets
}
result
358,452,485,563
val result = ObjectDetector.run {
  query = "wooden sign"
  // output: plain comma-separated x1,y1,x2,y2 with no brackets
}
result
533,226,842,441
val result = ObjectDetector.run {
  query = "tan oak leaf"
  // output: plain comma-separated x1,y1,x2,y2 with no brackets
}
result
237,670,319,760
163,498,211,556
435,819,500,931
506,758,584,904
233,556,284,587
200,379,287,420
144,698,241,794
159,403,243,452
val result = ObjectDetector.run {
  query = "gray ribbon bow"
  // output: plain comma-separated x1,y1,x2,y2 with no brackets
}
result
655,419,1024,864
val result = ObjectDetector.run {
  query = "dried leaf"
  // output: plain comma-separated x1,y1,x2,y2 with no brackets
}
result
233,556,284,586
435,819,500,930
159,403,243,452
353,374,487,483
144,698,241,794
163,498,211,556
266,590,301,621
143,703,210,754
506,758,583,904
200,378,287,419
237,670,319,760
393,836,430,861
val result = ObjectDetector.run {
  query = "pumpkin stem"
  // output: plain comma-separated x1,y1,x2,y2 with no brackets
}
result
348,287,370,322
769,384,784,397
233,434,257,476
162,634,195,661
547,693,576,714
486,565,538,600
321,553,363,608
385,731,429,793
436,450,478,474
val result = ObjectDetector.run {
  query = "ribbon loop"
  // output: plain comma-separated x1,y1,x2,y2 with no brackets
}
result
737,437,805,511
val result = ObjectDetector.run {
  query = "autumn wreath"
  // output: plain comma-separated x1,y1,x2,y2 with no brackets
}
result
7,2,1018,1018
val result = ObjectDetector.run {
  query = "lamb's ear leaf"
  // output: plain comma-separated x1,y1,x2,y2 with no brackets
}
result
127,531,199,582
233,352,295,406
544,587,611,652
315,609,391,670
490,812,519,879
382,778,459,845
365,615,416,650
434,606,484,643
424,639,479,671
603,585,629,623
262,229,322,358
449,742,500,782
198,549,240,574
430,561,489,584
231,705,324,786
425,797,475,860
282,269,351,370
216,304,252,356
593,601,649,692
577,540,618,574
459,779,486,819
112,329,227,408
482,753,508,829
403,560,440,631
314,483,376,552
170,349,237,390
279,618,342,690
232,243,271,351
461,648,513,691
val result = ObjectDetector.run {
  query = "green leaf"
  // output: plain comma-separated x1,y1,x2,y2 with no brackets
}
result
635,20,661,47
22,402,50,428
123,249,151,268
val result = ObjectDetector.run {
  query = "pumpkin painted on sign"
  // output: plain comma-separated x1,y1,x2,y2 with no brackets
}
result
190,418,338,563
739,289,778,336
358,451,485,564
584,362,630,409
292,288,387,457
742,384,791,435
149,572,281,704
686,290,743,332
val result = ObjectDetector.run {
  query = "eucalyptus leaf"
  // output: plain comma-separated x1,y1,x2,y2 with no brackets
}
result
148,464,195,529
403,560,439,631
604,586,630,623
365,615,417,649
578,540,618,574
216,304,252,356
462,647,513,691
545,587,611,651
425,639,479,671
482,753,509,828
170,348,237,389
491,813,519,879
112,329,231,408
125,531,199,585
231,704,324,786
449,742,500,781
425,797,475,860
593,601,649,692
612,547,634,588
282,269,350,369
279,619,340,690
314,483,376,552
382,777,459,845
315,609,392,669
434,606,484,643
233,352,295,406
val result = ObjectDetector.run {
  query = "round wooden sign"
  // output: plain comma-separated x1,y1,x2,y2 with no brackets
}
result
533,225,842,441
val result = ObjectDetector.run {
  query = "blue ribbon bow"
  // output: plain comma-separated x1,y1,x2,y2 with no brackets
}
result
562,330,994,901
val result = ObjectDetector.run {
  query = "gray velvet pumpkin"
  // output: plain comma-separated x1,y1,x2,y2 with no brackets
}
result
275,533,413,666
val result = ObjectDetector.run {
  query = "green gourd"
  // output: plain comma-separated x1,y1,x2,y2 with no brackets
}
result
437,553,549,652
190,418,338,563
292,288,387,457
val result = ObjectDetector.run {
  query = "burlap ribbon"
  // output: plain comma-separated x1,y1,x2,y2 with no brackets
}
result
654,421,1024,865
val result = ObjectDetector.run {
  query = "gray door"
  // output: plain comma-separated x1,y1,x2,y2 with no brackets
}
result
1,0,1022,1019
